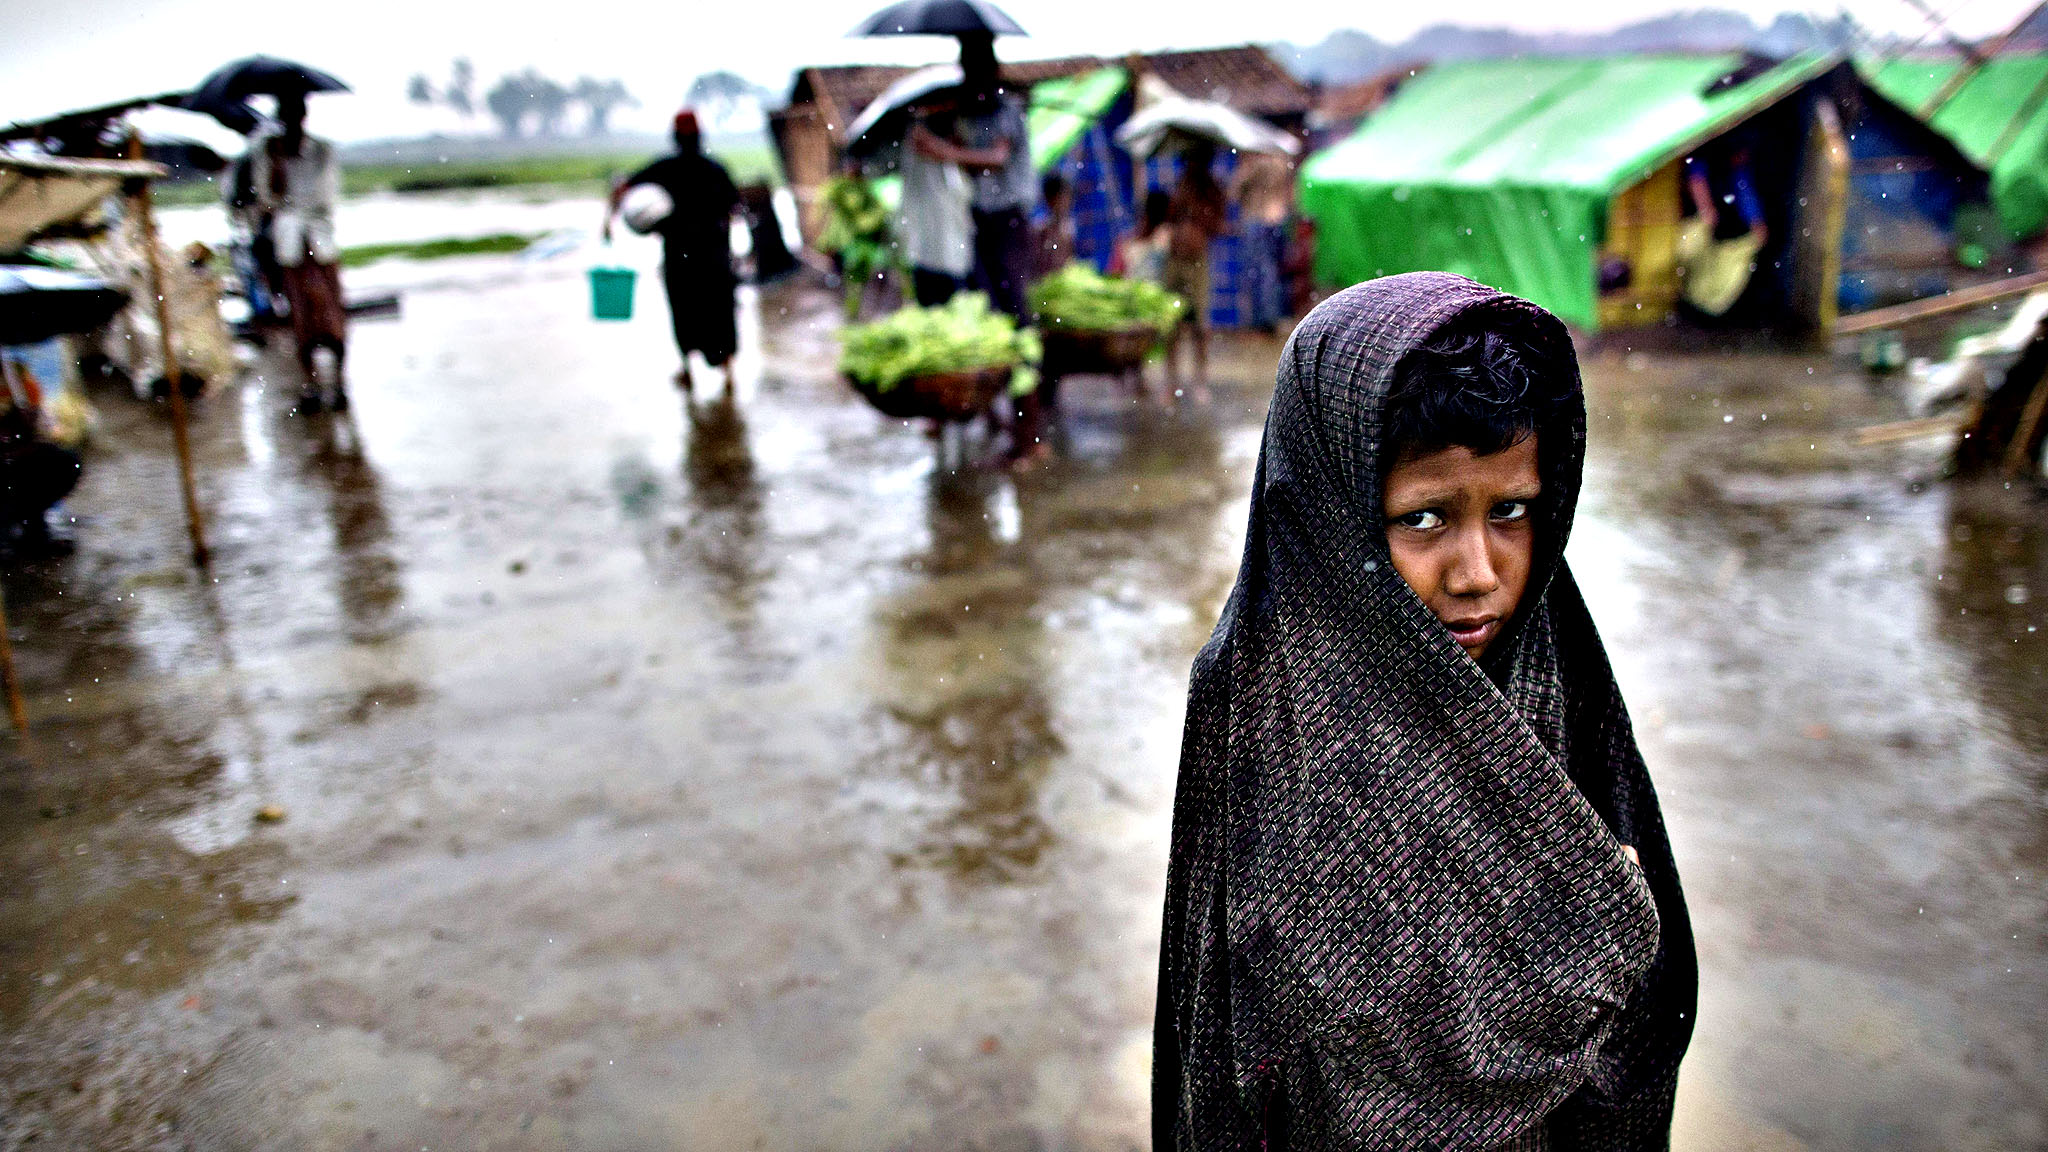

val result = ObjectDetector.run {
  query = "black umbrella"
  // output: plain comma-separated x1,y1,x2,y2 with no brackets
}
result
849,0,1025,36
144,137,230,176
180,56,350,134
0,266,129,345
844,64,963,158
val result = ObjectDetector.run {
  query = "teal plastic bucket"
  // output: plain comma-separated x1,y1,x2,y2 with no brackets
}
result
588,266,636,321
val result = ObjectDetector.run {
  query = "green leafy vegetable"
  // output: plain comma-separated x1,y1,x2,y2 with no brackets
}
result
819,174,898,318
817,175,891,254
1030,263,1184,335
838,294,1042,395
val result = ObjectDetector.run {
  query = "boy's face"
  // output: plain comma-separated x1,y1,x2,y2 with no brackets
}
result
1379,434,1540,662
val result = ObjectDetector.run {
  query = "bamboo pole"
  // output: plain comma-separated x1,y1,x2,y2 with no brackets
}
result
2004,372,2048,477
1851,411,1974,445
0,359,31,733
1834,269,2048,333
0,585,28,734
1895,0,1992,109
1916,0,2048,119
126,133,210,565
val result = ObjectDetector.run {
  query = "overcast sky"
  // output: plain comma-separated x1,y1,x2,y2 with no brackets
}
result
3,0,2037,142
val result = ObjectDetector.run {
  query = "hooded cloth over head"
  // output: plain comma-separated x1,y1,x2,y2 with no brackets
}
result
1154,273,1696,1151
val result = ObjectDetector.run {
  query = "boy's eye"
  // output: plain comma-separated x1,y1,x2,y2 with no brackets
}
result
1391,510,1443,531
1491,501,1531,522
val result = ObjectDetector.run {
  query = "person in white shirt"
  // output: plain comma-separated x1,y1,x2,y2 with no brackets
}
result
901,100,974,307
245,90,348,411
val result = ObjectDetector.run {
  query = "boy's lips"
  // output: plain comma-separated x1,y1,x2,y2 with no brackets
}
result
1444,616,1500,648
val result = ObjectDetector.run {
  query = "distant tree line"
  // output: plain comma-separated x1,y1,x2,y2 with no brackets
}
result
407,58,640,138
407,61,781,138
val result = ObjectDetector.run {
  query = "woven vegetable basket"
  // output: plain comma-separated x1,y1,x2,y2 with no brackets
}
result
1041,325,1160,377
846,364,1013,422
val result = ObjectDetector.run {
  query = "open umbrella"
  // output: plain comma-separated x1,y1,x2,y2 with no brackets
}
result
128,101,252,161
849,0,1025,36
0,266,128,348
1114,95,1300,159
180,56,350,134
845,64,964,158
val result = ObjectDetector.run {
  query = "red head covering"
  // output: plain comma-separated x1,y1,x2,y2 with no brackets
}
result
673,109,700,136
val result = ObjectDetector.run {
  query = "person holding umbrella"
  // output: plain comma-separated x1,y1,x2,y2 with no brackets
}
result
190,59,352,412
248,91,348,412
843,66,972,305
913,34,1042,464
851,0,1043,464
901,95,975,307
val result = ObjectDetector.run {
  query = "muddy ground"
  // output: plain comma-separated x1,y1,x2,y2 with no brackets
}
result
0,252,2042,1150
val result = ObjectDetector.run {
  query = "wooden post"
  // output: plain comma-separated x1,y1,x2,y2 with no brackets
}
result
2004,374,2048,478
0,359,30,733
1916,0,2048,119
0,586,27,734
126,133,210,565
1834,270,2048,334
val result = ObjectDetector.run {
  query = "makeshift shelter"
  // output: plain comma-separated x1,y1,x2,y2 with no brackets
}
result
775,46,1310,329
1305,62,1427,150
1862,53,2048,243
771,44,1310,244
1301,53,1989,331
0,153,157,253
0,150,210,563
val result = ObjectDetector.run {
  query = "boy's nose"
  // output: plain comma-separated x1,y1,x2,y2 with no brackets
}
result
1443,529,1501,598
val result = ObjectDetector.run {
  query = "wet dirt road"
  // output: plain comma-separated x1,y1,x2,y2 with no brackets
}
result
1,253,2043,1150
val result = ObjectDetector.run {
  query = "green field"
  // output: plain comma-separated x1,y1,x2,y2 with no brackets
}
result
345,143,780,195
338,232,545,268
152,142,782,208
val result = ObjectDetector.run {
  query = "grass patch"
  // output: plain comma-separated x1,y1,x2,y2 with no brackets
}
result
346,153,645,195
339,232,543,267
151,178,227,208
707,143,782,187
150,142,783,209
344,144,781,196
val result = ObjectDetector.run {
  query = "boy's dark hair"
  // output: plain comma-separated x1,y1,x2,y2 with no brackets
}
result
1382,322,1577,463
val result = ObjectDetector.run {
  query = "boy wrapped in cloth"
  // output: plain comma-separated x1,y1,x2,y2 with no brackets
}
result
1155,273,1696,1150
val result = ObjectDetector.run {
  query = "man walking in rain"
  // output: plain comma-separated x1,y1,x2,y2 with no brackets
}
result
245,91,348,412
606,110,743,394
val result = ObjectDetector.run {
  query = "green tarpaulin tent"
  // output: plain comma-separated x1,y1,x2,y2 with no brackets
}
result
1026,67,1130,174
1300,53,1833,329
1862,54,2048,243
